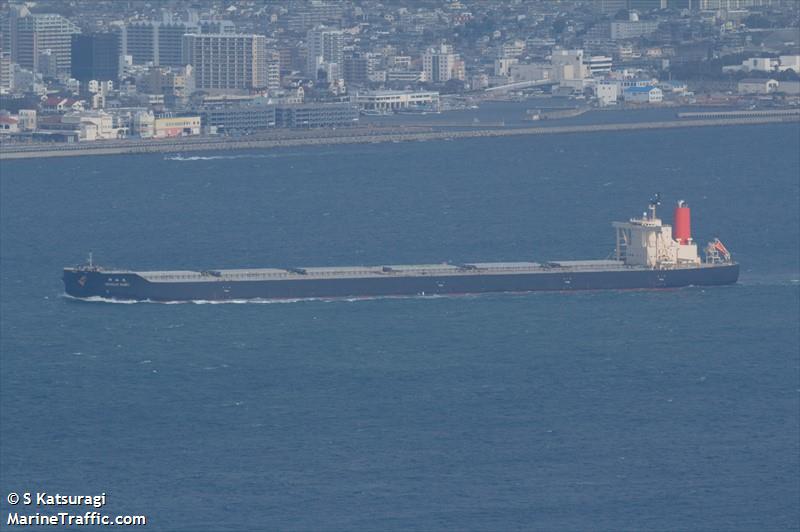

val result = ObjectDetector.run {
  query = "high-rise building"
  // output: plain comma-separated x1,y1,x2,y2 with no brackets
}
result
158,23,194,67
121,22,200,66
71,33,120,83
122,23,156,65
182,34,267,91
267,52,281,91
0,50,13,93
422,44,465,83
14,13,80,76
306,26,343,79
343,54,371,85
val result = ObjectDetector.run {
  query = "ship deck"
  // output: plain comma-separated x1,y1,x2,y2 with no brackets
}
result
64,260,728,283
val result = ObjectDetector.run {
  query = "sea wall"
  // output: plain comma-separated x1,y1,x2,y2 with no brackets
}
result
1,116,797,160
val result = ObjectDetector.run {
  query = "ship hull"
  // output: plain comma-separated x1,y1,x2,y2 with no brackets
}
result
63,264,739,302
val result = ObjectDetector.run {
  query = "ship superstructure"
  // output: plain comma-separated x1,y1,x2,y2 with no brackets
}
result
63,197,738,302
613,195,701,268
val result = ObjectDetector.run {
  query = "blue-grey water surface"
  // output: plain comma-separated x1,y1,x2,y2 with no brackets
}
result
1,124,798,531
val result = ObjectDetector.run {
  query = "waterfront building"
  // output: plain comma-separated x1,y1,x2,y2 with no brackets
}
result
777,81,800,95
306,26,344,79
198,104,276,133
737,78,778,94
14,13,81,76
596,81,619,105
0,115,19,134
622,86,663,103
551,48,590,90
61,110,118,140
18,109,36,130
41,96,84,113
71,33,120,83
182,34,267,92
354,90,440,112
132,110,154,138
153,115,201,137
274,103,357,128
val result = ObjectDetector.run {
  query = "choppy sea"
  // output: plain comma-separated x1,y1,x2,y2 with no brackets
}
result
1,123,798,530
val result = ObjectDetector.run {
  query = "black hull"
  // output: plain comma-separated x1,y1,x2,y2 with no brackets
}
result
63,264,740,302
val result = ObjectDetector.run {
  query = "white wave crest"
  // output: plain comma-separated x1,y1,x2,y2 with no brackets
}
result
62,292,485,305
163,150,344,162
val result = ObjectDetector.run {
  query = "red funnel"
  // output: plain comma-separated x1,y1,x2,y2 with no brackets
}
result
674,201,691,244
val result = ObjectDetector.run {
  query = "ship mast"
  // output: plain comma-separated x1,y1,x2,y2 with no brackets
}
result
648,192,661,221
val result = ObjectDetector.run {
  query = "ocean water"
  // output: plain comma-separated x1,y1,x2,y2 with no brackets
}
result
1,124,798,531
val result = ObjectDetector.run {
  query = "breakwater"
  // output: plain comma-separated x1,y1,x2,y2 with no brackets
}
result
1,115,797,160
677,109,800,119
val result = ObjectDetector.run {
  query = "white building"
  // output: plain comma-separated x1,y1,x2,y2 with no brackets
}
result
737,78,779,94
723,55,800,74
61,110,117,140
609,20,659,40
585,55,612,75
777,55,800,72
422,43,465,83
153,115,201,138
498,40,525,59
354,90,440,112
623,86,663,103
596,81,619,106
133,110,155,138
306,26,344,80
18,109,36,130
0,115,19,134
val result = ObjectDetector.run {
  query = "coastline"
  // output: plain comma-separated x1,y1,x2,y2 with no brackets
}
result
1,115,798,160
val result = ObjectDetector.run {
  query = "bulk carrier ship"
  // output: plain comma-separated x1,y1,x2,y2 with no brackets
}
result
63,197,738,302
